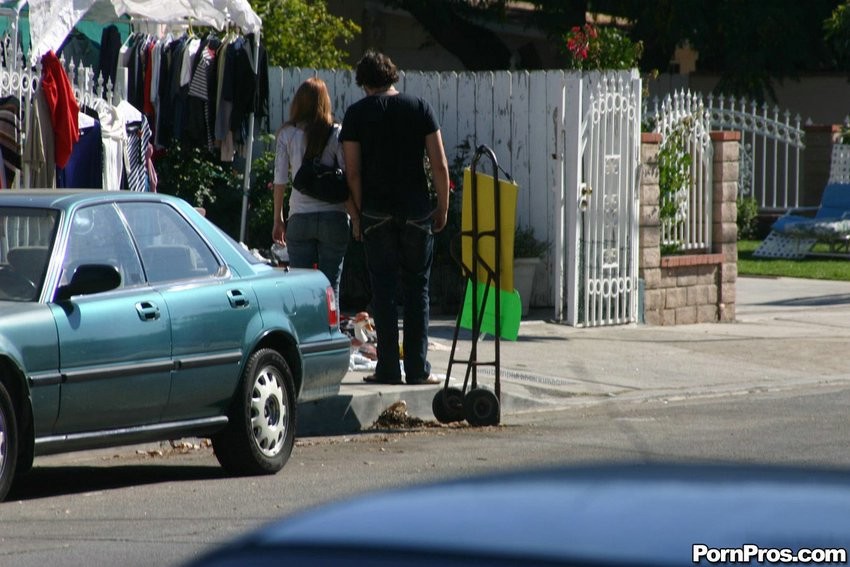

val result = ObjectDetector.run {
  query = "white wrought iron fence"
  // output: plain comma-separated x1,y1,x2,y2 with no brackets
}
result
646,91,805,212
707,94,804,211
650,91,714,252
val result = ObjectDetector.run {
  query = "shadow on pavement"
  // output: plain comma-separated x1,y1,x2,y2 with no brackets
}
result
8,462,226,501
757,293,850,307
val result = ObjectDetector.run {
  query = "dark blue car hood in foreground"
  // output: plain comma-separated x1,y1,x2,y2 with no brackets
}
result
187,463,850,567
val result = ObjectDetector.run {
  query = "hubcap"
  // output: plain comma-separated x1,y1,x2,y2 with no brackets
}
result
250,365,286,457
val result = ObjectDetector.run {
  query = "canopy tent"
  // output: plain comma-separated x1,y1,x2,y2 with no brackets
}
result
24,0,261,60
5,0,262,241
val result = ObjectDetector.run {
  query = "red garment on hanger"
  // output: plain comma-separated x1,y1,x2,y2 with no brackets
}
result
41,51,80,169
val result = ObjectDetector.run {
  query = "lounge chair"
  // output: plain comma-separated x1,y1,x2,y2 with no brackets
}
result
754,145,850,259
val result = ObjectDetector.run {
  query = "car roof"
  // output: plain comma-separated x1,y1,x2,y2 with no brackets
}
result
191,463,850,566
0,189,185,210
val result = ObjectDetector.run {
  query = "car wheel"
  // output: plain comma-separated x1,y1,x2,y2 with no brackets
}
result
432,387,466,423
464,388,501,426
212,349,296,476
0,381,18,502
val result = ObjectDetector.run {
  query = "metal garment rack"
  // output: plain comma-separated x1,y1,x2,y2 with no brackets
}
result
432,145,506,426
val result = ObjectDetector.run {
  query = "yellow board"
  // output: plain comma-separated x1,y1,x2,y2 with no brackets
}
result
460,167,519,292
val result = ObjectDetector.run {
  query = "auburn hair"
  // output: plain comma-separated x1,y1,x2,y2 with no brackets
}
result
287,77,333,159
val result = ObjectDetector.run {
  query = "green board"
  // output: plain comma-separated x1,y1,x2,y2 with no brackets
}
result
459,280,521,341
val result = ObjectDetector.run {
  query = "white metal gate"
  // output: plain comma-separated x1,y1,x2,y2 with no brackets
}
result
562,71,642,327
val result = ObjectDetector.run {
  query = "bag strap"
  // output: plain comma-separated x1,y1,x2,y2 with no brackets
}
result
321,125,339,166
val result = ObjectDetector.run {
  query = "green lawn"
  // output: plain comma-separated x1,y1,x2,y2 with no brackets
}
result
737,240,850,281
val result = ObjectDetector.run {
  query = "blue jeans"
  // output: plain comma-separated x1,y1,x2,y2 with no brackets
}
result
361,212,434,383
286,211,350,305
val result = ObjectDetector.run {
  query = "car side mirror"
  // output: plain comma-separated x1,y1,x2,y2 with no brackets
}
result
55,264,121,301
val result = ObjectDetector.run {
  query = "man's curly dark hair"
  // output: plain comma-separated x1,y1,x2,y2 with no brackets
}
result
355,50,399,89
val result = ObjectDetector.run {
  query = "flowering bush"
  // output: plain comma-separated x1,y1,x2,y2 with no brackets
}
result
564,23,643,71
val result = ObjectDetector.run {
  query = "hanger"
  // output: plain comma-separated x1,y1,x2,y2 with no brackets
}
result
119,20,135,52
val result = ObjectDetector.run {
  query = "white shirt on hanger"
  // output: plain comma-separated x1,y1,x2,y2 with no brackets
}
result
180,37,202,88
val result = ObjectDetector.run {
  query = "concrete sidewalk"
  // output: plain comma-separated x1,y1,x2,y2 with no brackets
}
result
297,276,850,436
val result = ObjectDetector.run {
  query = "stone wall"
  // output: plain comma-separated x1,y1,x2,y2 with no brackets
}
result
639,131,740,325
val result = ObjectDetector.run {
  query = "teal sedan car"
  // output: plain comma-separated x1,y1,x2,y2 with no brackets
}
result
0,190,351,502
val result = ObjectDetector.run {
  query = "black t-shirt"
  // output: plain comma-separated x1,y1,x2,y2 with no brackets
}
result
340,92,439,218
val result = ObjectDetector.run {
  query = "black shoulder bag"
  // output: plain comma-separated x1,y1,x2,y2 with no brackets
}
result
292,128,349,203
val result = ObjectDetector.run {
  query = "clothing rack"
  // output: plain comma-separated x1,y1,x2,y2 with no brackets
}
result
0,2,262,235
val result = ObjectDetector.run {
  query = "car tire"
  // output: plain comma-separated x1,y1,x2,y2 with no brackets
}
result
0,381,18,502
212,349,296,476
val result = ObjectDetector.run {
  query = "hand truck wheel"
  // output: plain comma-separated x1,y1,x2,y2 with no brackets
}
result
463,387,500,426
432,387,466,423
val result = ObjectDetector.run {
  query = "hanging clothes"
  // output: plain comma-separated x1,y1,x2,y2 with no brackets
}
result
221,33,267,146
0,95,21,186
58,28,99,70
214,33,236,162
98,24,122,88
23,88,57,188
118,100,154,192
85,97,126,191
41,51,80,169
185,40,215,150
57,114,102,189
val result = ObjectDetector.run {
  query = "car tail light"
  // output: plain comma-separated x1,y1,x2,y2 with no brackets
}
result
326,286,339,328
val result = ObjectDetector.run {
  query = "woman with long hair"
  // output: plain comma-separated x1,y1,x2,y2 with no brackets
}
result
272,77,352,306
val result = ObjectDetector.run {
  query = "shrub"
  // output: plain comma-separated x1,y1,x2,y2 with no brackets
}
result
514,225,549,258
657,121,693,254
564,23,643,71
737,196,760,240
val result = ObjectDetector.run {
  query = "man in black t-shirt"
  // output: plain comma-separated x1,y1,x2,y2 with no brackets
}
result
341,50,450,386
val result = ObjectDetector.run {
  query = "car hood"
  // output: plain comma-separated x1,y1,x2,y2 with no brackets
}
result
199,464,850,566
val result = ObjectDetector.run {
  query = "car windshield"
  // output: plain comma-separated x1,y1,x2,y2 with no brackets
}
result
0,207,59,301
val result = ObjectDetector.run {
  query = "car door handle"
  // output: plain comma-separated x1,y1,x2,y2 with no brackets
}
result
135,301,161,321
227,289,249,308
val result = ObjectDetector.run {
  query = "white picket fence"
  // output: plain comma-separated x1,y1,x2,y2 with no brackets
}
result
268,67,571,309
268,67,567,236
266,68,642,324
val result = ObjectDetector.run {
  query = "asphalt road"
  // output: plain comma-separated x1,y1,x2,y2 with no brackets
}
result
2,381,850,567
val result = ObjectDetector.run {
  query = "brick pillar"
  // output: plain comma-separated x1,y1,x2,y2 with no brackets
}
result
639,131,739,326
711,131,740,322
639,133,663,325
803,124,842,206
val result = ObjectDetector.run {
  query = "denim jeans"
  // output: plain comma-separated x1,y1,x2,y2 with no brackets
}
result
361,212,434,383
286,211,350,306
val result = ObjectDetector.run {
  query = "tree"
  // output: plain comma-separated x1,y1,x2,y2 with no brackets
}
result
250,0,360,68
378,0,586,70
825,1,850,74
609,0,840,101
376,0,843,101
